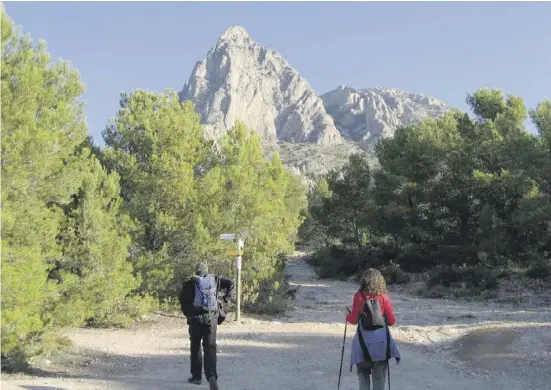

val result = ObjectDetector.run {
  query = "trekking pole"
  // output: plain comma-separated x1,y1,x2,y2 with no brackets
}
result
337,308,351,390
387,362,391,390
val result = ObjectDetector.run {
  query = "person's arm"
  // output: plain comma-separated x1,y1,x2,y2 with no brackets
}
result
178,280,194,317
346,292,362,325
382,293,396,326
216,276,235,303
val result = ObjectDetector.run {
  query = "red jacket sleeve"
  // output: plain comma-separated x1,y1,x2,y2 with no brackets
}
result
382,293,396,326
346,292,362,325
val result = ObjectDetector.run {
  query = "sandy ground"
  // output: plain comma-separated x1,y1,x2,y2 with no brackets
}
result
2,252,550,390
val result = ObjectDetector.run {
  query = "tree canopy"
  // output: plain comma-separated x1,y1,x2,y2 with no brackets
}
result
302,89,551,286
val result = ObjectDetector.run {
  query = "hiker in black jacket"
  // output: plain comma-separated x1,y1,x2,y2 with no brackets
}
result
178,263,235,390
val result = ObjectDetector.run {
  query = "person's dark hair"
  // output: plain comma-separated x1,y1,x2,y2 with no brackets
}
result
195,263,208,276
359,268,387,296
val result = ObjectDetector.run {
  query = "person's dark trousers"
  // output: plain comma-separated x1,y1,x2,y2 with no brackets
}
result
189,319,218,381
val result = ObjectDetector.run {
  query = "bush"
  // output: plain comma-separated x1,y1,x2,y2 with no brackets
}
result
308,246,360,279
428,264,498,291
395,251,435,273
525,263,551,280
425,284,448,299
85,294,158,328
308,245,411,282
380,261,411,285
360,248,389,270
243,258,289,315
244,279,288,315
427,245,480,267
375,247,400,264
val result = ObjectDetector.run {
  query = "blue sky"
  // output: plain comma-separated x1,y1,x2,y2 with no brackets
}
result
5,1,551,145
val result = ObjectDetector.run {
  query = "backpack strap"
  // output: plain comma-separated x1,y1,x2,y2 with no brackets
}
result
357,320,371,362
357,291,372,363
216,276,222,306
385,322,391,390
383,293,392,390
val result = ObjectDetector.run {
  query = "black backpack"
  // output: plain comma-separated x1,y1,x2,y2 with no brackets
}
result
359,291,387,330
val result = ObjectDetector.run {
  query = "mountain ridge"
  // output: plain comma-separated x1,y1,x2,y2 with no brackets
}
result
179,25,451,177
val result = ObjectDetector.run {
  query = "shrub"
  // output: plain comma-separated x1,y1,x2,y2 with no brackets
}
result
395,251,435,273
380,261,411,285
360,249,387,270
425,284,448,299
428,264,498,291
525,263,551,280
308,246,360,279
85,294,158,328
427,245,480,267
245,280,288,315
243,258,289,315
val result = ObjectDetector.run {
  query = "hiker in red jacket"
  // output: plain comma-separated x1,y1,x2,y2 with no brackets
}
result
346,272,396,327
346,268,400,390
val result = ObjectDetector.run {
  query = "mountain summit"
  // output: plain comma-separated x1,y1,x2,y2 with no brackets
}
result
217,25,250,44
179,25,451,177
179,25,344,145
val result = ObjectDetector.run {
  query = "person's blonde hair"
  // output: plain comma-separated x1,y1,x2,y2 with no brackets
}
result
359,268,387,296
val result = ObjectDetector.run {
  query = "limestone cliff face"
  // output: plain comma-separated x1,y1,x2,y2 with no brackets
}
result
179,26,343,145
322,86,451,147
179,25,453,177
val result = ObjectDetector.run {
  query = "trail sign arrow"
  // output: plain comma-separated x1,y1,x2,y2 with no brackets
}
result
219,233,235,241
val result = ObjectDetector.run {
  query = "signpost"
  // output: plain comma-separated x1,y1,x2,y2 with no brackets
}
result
219,231,248,322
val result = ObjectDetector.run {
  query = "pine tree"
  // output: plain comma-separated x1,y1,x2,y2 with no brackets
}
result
1,8,87,359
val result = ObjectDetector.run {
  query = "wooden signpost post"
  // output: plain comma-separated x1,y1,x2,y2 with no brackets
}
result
219,231,248,322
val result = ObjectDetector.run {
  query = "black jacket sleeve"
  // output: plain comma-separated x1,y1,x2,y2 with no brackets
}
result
178,279,195,317
216,276,235,303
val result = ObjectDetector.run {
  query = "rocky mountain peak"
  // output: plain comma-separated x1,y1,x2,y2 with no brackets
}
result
217,25,250,45
178,27,453,177
179,26,343,146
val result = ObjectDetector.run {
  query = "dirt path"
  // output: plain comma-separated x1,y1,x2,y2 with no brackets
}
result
2,253,550,390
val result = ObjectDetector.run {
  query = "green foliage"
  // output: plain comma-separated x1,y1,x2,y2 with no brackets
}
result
308,247,358,279
102,93,307,309
525,260,551,280
1,8,87,358
307,245,394,281
380,261,411,285
394,251,435,273
1,10,153,366
298,178,334,247
102,90,211,299
427,264,498,292
199,123,306,310
301,88,551,295
50,155,143,328
244,262,289,315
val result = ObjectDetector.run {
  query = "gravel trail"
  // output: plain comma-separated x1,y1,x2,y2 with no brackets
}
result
2,253,550,390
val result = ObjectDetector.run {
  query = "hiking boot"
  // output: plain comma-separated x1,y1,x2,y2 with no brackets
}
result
208,376,218,390
187,376,201,385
